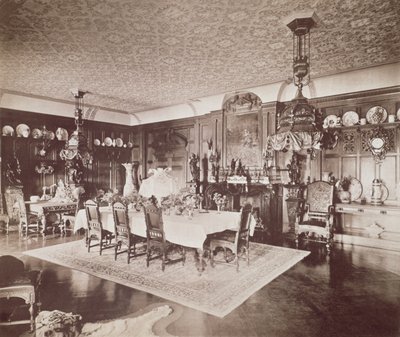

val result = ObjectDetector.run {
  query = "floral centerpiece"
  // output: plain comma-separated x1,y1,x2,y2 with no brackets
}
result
213,193,227,212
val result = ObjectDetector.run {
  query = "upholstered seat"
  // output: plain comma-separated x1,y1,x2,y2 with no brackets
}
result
295,180,335,255
209,203,253,271
143,203,185,271
0,255,42,331
112,201,145,263
84,200,114,255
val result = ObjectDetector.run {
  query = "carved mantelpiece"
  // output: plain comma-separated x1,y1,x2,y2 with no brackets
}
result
204,182,283,243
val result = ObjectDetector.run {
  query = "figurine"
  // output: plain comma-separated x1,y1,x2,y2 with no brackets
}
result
287,153,301,185
188,153,200,182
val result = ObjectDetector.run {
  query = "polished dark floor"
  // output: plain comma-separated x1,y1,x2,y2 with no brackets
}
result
0,231,399,337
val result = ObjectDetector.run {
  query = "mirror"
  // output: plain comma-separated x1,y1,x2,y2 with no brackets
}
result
367,127,390,163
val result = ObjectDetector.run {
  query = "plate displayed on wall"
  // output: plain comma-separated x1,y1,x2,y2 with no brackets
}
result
93,138,101,146
2,125,14,136
16,124,30,137
104,137,113,147
323,115,338,128
115,138,123,147
31,128,42,139
348,177,363,201
366,106,387,124
342,111,359,126
397,107,400,121
56,127,68,141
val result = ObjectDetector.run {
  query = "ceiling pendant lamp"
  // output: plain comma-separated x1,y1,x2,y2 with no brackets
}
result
59,89,92,185
268,16,327,155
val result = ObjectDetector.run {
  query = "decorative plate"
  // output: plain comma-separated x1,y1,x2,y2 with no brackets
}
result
342,111,359,126
104,137,113,147
397,107,400,121
115,138,123,147
127,142,133,148
31,128,42,139
2,125,14,136
16,124,30,137
366,106,387,124
93,138,101,146
47,131,55,140
323,115,338,128
56,127,68,141
348,177,363,201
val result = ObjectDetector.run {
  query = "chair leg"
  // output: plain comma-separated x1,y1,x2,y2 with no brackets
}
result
162,250,166,272
210,246,215,268
146,247,151,268
114,243,118,261
127,247,130,264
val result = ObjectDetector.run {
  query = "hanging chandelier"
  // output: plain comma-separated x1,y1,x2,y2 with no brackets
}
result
59,89,92,184
268,16,328,154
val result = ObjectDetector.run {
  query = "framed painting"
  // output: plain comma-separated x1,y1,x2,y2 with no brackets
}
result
224,111,261,168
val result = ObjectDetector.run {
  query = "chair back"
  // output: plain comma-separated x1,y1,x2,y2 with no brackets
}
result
143,204,165,242
16,196,28,227
239,203,253,232
84,199,103,233
306,181,334,214
112,201,131,243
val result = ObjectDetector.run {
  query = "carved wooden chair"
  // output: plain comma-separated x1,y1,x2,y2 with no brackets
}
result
295,180,335,255
84,199,113,255
112,201,145,263
0,255,42,331
209,203,253,272
16,197,42,237
143,203,185,271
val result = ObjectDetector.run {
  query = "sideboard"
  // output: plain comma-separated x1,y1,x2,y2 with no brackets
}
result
335,202,400,251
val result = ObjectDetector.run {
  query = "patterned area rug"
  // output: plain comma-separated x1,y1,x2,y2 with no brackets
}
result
24,241,309,317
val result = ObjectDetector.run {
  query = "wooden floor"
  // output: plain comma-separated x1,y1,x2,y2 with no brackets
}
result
0,232,399,337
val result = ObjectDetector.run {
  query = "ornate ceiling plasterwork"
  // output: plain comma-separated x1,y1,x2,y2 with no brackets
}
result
0,0,399,114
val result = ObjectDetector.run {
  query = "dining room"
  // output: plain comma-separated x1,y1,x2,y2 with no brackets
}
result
1,1,400,336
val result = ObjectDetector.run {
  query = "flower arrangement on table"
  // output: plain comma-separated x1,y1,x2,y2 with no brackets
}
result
160,190,203,216
213,193,227,212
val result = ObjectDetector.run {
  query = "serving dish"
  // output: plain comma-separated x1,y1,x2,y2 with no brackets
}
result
2,125,14,136
342,111,359,126
16,124,30,138
366,106,387,124
348,177,363,201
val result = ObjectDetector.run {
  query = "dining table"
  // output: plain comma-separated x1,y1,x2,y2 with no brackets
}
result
26,200,77,234
74,207,255,272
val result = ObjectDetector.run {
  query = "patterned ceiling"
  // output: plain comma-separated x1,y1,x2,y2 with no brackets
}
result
0,0,399,114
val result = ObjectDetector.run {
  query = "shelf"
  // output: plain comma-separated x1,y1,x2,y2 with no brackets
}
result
324,121,400,132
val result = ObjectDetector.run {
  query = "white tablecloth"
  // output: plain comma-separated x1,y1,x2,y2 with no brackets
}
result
74,208,255,249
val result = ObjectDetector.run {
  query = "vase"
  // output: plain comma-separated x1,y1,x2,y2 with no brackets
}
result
217,205,221,213
337,190,351,203
122,163,135,197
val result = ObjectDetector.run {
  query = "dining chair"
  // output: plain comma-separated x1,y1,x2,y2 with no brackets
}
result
143,203,185,271
84,199,114,255
209,203,253,272
295,180,335,255
16,196,42,237
112,201,145,263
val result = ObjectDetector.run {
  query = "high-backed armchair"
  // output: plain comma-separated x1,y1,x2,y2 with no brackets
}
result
295,180,335,254
209,203,253,271
16,197,42,237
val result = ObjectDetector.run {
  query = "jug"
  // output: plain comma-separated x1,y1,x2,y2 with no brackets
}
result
370,179,384,205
